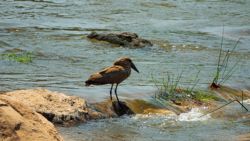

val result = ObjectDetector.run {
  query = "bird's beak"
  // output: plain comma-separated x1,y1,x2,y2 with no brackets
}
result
131,62,139,73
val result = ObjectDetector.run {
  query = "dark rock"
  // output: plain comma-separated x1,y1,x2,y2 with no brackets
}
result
87,32,153,48
112,101,134,116
210,82,221,89
87,100,135,119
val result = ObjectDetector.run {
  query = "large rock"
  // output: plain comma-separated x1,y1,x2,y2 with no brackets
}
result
1,88,137,125
1,88,176,125
3,88,88,126
0,96,63,141
87,32,153,48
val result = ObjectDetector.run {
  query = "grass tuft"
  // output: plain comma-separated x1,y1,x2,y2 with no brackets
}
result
187,90,219,102
211,26,242,88
152,70,219,103
152,71,183,100
1,51,33,63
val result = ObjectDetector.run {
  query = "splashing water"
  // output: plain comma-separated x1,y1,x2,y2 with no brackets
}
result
132,107,210,123
178,107,210,122
243,99,250,104
58,106,250,141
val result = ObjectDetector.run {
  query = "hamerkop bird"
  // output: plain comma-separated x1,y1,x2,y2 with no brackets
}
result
85,57,139,103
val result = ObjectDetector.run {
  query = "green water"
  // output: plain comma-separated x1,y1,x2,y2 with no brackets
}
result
1,0,250,140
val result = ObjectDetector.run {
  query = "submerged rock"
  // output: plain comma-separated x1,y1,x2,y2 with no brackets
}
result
3,88,88,126
87,32,153,48
0,96,63,141
125,99,175,115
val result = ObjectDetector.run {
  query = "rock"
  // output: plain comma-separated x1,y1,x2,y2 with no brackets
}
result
1,88,136,125
1,88,175,125
88,100,118,119
87,32,153,48
87,100,131,119
3,88,88,126
212,85,250,101
237,132,250,141
112,101,134,116
88,99,174,119
0,96,63,141
125,99,175,115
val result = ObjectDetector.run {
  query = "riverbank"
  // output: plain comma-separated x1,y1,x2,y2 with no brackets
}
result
1,87,249,141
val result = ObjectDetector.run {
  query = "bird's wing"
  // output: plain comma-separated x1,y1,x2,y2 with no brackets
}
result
87,65,128,85
99,66,123,74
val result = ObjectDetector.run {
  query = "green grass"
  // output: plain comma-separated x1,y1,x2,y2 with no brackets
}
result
155,83,218,103
1,51,33,63
211,26,241,88
152,70,219,103
186,90,219,102
152,71,183,100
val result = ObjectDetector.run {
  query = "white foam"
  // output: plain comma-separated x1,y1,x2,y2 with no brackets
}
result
131,108,210,125
133,113,176,120
178,107,210,122
243,99,250,104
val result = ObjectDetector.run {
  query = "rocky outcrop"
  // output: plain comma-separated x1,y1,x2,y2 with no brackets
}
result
1,88,138,125
1,88,175,123
0,96,63,141
3,88,88,126
87,32,153,48
0,88,176,141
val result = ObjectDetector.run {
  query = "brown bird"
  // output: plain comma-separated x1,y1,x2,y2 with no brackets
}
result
85,57,139,103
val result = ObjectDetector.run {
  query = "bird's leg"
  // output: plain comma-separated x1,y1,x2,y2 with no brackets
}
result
114,84,121,106
110,84,113,101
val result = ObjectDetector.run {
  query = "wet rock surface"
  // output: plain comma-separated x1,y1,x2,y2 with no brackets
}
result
212,86,250,101
112,101,135,116
238,133,250,141
87,32,153,48
88,99,174,119
0,96,63,141
87,100,135,119
125,99,175,115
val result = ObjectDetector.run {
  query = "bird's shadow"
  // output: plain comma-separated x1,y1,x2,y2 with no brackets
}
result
112,101,134,116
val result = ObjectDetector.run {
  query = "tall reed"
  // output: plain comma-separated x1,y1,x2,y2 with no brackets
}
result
211,27,241,88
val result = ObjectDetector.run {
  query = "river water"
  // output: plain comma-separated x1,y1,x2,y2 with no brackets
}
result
0,0,250,140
